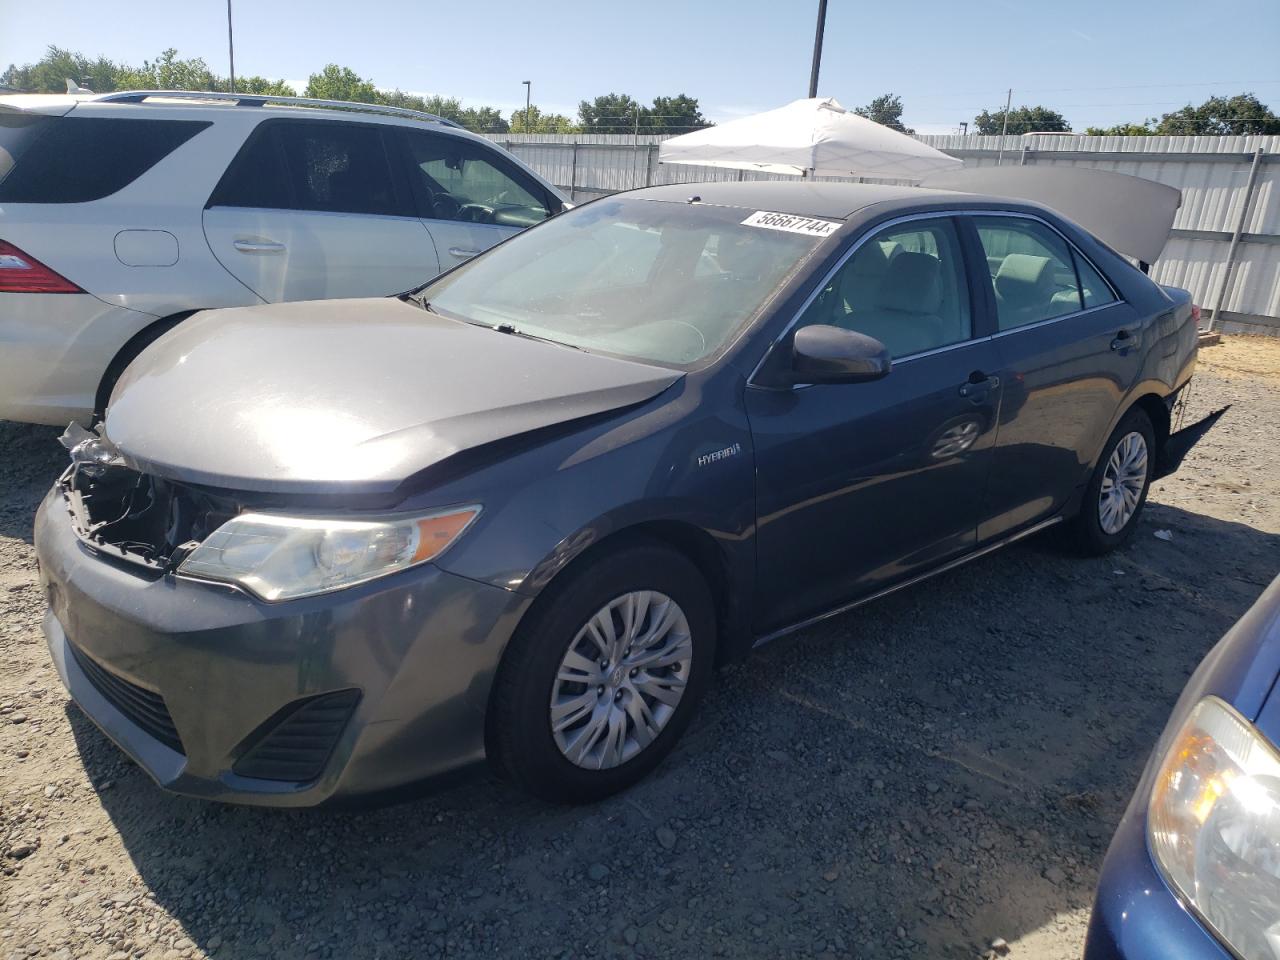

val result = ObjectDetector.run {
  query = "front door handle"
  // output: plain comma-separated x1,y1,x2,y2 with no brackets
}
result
233,239,286,254
448,247,483,259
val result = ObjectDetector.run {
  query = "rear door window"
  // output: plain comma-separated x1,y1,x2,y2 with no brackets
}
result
0,116,210,203
209,120,405,216
975,217,1085,330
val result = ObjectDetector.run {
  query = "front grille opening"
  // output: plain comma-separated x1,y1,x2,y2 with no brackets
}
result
69,642,184,754
232,690,361,783
59,462,238,572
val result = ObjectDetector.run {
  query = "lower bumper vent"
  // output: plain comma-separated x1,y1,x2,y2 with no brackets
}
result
69,642,184,754
232,689,360,783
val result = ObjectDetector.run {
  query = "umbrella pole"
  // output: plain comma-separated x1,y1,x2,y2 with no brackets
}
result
808,0,828,98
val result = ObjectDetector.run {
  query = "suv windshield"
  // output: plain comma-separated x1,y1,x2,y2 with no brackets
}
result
415,197,831,366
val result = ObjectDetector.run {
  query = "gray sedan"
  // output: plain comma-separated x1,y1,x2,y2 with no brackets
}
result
37,181,1201,804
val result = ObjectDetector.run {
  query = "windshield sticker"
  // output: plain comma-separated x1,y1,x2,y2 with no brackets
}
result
741,211,841,237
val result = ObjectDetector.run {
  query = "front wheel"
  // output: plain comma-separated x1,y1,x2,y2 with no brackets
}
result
1070,407,1155,554
489,542,716,803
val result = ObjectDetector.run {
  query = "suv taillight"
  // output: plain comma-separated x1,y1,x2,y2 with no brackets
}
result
0,241,83,293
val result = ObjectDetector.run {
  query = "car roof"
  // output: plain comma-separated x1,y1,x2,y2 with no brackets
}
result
628,181,976,220
0,90,471,133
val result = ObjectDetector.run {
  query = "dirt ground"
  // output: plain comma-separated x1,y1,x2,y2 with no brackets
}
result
3,336,1279,960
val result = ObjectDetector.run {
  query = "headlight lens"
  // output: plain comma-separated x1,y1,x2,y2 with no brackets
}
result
177,507,480,601
1148,696,1280,960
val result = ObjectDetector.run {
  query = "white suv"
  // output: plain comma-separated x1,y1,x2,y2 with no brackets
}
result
0,90,567,425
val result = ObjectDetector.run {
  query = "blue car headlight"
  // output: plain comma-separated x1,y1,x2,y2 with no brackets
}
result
1148,696,1280,960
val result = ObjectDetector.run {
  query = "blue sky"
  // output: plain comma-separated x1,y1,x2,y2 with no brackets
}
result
3,0,1279,133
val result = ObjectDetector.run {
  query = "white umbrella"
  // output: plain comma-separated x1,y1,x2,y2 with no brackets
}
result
659,97,961,182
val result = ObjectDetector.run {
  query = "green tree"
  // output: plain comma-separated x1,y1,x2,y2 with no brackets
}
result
382,90,460,120
1083,122,1154,136
853,93,913,134
1,45,122,93
1152,93,1279,135
460,106,509,134
304,64,380,104
646,94,709,134
114,48,218,91
235,76,297,96
973,104,1071,135
578,93,643,134
509,104,577,134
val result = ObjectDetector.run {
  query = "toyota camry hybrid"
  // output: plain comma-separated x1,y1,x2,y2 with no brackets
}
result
36,180,1203,805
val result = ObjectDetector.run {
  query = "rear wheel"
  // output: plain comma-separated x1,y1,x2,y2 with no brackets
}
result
93,313,190,422
1071,407,1155,555
489,542,715,803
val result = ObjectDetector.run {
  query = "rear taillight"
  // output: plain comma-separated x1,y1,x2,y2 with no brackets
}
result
0,241,82,293
1190,303,1203,326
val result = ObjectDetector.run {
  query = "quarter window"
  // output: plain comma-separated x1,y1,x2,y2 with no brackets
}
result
1074,251,1118,309
0,117,210,203
403,131,551,227
209,120,402,216
975,217,1089,330
795,217,972,359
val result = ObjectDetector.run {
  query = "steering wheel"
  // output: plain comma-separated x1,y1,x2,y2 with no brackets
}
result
431,193,462,220
459,203,497,224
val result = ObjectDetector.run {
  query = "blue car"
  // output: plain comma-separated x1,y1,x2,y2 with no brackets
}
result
1086,572,1280,959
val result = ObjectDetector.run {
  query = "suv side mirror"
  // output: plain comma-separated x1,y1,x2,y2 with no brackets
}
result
791,325,891,384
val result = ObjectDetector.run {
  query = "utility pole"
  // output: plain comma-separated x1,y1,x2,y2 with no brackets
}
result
226,0,236,93
522,80,531,134
808,0,828,98
996,88,1012,165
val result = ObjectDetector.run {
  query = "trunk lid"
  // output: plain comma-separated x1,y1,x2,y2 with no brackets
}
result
104,297,682,493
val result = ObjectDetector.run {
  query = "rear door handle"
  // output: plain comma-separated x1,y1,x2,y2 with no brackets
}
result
233,239,286,254
1111,329,1140,351
958,372,1000,399
448,247,483,259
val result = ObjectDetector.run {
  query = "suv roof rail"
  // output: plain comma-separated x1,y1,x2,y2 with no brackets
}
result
93,90,464,128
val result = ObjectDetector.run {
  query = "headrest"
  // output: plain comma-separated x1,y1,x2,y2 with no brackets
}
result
875,251,942,315
995,254,1054,305
838,240,896,304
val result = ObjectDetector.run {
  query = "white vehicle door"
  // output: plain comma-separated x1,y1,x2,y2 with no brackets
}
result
398,129,557,270
202,118,439,302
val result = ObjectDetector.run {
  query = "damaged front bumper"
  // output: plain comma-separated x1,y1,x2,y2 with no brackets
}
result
35,487,531,806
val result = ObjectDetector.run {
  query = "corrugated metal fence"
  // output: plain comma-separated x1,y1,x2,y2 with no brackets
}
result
485,133,1280,335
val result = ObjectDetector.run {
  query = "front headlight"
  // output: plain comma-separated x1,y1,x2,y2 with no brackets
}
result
177,506,481,601
1149,696,1280,960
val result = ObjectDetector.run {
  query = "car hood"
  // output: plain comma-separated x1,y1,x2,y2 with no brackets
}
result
105,298,682,494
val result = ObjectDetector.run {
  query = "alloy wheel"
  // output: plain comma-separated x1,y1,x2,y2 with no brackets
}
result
1098,431,1149,535
550,590,693,770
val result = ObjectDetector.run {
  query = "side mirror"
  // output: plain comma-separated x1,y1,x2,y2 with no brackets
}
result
791,324,891,384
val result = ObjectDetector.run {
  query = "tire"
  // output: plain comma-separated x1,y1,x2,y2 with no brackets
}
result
489,541,716,803
1070,407,1156,555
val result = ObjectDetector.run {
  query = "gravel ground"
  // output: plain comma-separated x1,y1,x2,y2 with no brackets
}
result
3,336,1279,960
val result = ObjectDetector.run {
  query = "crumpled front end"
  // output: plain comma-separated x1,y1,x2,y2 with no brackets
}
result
36,441,532,805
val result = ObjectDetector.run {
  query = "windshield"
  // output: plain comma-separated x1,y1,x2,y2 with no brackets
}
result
415,197,831,366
